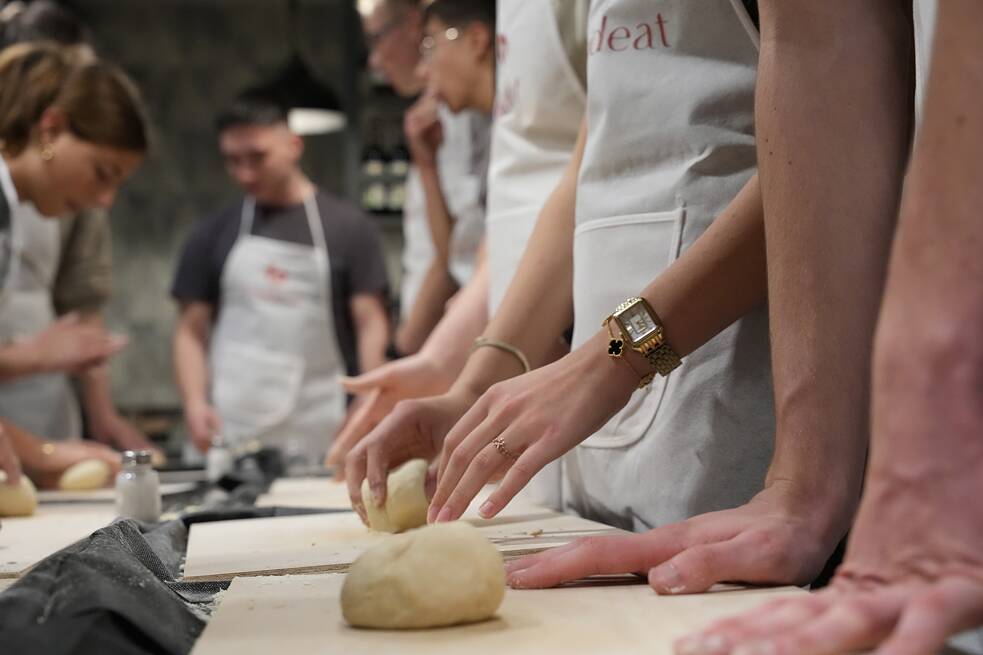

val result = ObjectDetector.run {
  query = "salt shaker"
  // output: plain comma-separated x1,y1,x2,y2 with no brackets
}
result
116,450,161,522
206,434,234,483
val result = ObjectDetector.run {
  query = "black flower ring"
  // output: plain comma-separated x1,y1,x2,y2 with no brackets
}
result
608,339,624,356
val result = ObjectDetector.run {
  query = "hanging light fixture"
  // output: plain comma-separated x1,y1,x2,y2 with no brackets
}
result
243,0,347,135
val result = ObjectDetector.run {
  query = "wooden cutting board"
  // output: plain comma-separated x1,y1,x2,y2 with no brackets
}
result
191,573,805,655
183,508,623,582
255,477,352,510
0,504,116,578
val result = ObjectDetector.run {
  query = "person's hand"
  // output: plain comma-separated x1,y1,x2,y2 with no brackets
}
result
89,409,163,461
185,400,221,453
23,313,128,375
344,388,477,524
21,440,122,490
0,423,22,485
675,328,983,655
505,481,848,594
428,331,637,524
676,476,983,655
404,93,443,170
326,354,458,478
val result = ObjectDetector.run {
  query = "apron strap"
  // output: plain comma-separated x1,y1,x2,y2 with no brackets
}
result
238,197,256,238
302,192,330,308
238,192,330,306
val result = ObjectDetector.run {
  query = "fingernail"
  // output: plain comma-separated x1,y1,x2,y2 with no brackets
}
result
479,501,494,517
675,634,727,655
436,506,452,523
650,563,686,594
732,641,776,655
427,505,438,523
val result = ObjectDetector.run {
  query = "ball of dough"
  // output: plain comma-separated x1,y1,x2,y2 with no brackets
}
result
341,521,505,629
0,471,38,517
360,458,428,533
58,458,112,491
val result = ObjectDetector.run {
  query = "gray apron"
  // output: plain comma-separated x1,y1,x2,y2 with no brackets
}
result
565,0,773,531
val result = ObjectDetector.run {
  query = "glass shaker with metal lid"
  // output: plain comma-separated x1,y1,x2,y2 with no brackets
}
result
116,449,161,522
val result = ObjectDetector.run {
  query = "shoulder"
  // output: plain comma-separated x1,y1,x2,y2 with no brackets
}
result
187,200,242,245
316,191,378,237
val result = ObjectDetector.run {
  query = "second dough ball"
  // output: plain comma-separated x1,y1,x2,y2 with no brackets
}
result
360,458,428,533
58,459,112,491
0,472,38,517
341,521,506,629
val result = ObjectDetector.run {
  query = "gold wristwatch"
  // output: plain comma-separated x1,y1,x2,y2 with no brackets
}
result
604,297,682,379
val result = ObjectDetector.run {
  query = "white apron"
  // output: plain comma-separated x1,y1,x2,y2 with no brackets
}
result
443,108,489,286
399,109,487,315
0,158,82,440
398,166,433,320
486,0,586,509
564,0,774,531
208,195,346,464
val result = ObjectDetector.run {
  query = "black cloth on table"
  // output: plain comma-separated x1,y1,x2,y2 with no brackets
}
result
0,519,222,655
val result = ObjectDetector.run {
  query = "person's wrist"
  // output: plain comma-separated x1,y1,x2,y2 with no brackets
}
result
589,329,651,397
22,338,49,374
762,468,859,546
414,153,438,173
184,395,211,415
418,340,467,386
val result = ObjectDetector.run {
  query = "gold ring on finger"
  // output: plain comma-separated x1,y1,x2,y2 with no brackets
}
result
492,436,519,461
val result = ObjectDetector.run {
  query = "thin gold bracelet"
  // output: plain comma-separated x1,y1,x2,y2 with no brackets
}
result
469,337,531,374
604,318,655,388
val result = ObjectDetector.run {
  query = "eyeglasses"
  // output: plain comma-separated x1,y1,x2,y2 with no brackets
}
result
365,11,407,50
419,27,460,59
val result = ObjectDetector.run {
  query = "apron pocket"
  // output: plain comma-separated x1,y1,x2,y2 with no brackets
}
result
572,208,684,449
212,341,304,435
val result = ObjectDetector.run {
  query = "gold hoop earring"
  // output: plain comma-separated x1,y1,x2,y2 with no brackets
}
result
40,143,55,161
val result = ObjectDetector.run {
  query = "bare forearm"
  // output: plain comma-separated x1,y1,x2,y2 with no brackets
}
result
173,325,211,408
76,312,114,420
0,343,43,381
419,165,454,265
639,174,766,357
1,419,43,461
757,1,914,507
418,256,490,374
395,262,458,355
356,315,390,374
453,122,586,396
874,0,983,461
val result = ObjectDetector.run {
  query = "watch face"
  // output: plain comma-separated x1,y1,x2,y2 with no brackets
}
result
620,302,658,346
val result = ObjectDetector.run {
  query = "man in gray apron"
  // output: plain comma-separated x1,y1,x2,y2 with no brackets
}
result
172,98,390,465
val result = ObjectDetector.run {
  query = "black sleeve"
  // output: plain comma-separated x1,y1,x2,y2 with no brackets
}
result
343,210,390,298
170,212,231,305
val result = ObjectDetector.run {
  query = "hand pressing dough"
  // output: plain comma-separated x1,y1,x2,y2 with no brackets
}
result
0,471,38,517
58,459,112,491
341,521,505,629
360,458,428,533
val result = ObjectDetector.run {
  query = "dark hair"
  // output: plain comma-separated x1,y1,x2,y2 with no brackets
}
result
1,1,91,49
214,95,288,134
0,42,149,155
422,0,495,29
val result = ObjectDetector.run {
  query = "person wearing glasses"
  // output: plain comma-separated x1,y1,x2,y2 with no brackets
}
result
334,0,585,513
357,0,490,357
